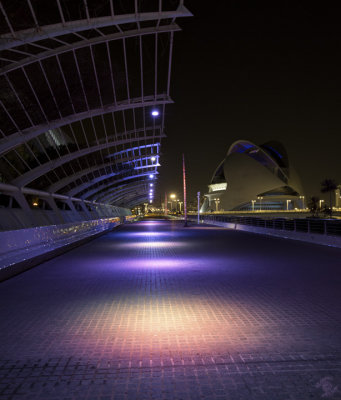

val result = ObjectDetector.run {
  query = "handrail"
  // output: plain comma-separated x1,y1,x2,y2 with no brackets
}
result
190,214,341,237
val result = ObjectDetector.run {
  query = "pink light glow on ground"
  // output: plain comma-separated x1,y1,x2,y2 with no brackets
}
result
24,293,270,359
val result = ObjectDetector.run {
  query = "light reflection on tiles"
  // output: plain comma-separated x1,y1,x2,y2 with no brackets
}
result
116,232,171,238
32,294,267,358
117,241,187,249
121,258,186,269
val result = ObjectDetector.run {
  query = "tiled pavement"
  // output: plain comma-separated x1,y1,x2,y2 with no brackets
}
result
0,220,340,399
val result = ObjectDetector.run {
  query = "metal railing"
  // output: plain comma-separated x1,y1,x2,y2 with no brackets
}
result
189,215,341,237
0,217,122,270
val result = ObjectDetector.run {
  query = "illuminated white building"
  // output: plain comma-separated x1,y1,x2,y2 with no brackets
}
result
336,185,341,208
201,140,304,212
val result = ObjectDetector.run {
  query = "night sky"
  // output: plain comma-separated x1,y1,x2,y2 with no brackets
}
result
157,2,341,205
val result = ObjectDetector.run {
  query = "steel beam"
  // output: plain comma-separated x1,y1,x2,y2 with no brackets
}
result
97,183,147,204
48,152,158,193
0,8,192,51
0,95,171,155
80,172,153,200
68,166,157,198
12,133,165,187
104,184,148,204
125,194,150,208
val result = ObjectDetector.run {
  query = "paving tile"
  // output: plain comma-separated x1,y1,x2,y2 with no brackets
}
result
0,220,340,399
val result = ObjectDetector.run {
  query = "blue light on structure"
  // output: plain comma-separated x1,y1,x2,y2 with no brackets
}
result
149,174,154,179
151,110,159,117
150,183,153,187
151,156,156,162
266,146,283,159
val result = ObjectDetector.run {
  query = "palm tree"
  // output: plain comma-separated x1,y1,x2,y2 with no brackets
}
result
308,196,320,218
320,179,337,217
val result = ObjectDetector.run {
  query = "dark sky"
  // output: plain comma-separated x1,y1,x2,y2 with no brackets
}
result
157,2,341,205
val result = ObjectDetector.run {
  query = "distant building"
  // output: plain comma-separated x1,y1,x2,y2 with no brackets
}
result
201,140,305,212
336,185,341,208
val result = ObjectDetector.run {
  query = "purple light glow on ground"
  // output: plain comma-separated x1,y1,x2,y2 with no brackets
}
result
0,220,340,399
118,241,187,249
135,221,163,226
120,258,189,270
119,231,171,237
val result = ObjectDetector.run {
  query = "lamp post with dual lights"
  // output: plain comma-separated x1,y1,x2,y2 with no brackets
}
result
299,195,305,210
257,196,263,211
170,193,176,212
213,198,220,212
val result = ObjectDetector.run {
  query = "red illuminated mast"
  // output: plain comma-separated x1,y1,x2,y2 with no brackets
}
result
183,153,188,227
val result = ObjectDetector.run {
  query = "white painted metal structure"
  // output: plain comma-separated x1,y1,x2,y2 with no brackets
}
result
201,140,304,212
0,0,191,211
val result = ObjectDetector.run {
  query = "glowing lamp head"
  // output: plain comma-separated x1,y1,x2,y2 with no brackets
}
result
151,157,156,162
149,174,154,179
170,193,176,199
150,183,153,187
151,110,159,117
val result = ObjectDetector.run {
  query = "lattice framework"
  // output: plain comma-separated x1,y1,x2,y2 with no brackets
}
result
0,0,191,207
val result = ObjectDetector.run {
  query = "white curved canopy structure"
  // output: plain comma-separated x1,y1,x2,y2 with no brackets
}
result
0,0,191,208
202,139,304,212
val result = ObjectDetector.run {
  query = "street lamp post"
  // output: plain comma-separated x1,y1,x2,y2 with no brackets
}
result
319,199,325,209
286,199,291,211
213,198,220,212
170,193,176,213
257,196,263,211
197,191,200,224
251,200,256,212
299,195,305,210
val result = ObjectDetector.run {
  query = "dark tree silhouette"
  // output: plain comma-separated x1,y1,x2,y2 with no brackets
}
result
308,196,320,218
320,179,337,217
321,204,333,218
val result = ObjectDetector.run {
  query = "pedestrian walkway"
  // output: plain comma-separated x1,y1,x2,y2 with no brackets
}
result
0,220,340,399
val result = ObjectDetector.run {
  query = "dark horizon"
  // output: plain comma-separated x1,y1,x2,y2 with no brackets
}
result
157,2,341,205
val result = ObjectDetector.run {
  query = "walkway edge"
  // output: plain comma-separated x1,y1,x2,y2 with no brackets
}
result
198,220,341,248
0,225,121,282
